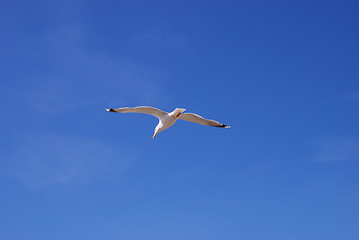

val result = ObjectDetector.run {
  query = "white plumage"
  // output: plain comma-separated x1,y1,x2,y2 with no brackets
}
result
106,106,230,138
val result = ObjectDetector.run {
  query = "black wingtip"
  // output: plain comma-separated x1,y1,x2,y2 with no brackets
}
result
216,123,230,128
106,108,115,112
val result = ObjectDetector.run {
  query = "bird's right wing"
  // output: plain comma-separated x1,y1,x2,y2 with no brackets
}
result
106,106,167,119
179,113,230,128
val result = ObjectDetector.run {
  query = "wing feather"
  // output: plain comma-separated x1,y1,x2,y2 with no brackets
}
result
106,106,167,118
179,113,230,128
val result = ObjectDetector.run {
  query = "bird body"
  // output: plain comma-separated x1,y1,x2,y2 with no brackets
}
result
106,106,229,138
155,108,186,134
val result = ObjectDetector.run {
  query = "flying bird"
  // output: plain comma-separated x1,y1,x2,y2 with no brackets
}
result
106,106,230,138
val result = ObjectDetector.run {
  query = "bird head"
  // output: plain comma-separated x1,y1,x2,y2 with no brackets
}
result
153,126,162,138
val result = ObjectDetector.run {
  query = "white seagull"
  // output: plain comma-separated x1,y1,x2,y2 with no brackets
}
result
106,106,230,138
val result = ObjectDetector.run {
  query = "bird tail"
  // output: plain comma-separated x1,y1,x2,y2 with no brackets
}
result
171,108,186,117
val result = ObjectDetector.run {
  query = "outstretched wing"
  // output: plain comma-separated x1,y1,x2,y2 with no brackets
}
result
179,113,230,128
106,106,167,119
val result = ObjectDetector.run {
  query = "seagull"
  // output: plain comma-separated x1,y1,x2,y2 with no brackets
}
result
106,106,230,138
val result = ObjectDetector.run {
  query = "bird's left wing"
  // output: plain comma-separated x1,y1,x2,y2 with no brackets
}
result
106,106,167,119
179,113,230,128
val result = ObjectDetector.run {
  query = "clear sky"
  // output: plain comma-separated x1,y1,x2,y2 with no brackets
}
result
1,0,359,239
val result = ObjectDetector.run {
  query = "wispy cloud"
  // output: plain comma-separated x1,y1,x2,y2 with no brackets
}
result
132,27,189,51
1,133,136,189
344,90,359,102
22,24,170,114
311,137,359,162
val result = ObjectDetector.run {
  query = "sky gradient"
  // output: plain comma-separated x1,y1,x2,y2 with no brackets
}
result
1,1,359,239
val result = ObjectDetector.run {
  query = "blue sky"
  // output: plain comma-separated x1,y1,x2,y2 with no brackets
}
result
1,0,359,239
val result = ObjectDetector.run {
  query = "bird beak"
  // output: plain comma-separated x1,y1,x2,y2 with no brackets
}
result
152,132,158,138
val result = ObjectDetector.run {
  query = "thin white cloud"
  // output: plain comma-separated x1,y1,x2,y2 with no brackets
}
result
1,133,136,189
132,27,189,51
23,24,170,114
311,137,359,162
27,76,79,114
344,90,359,102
